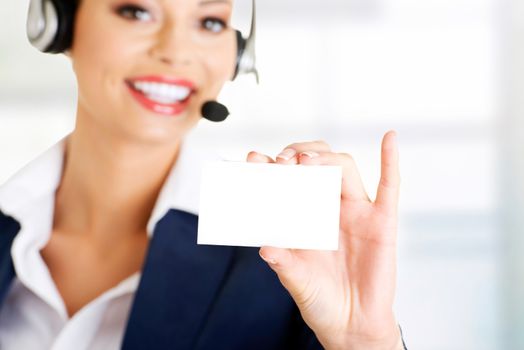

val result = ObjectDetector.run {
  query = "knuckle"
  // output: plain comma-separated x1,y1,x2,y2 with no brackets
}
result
314,139,329,147
284,142,300,150
380,175,400,189
314,140,331,151
338,152,355,163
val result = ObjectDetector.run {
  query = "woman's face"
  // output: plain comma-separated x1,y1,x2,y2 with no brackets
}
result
70,0,236,144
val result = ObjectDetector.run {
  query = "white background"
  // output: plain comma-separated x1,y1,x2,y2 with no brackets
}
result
1,0,523,348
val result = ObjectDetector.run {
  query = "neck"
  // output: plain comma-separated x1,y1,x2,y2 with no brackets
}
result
54,109,181,240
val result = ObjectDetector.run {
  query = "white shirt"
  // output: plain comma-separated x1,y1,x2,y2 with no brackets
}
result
0,135,219,350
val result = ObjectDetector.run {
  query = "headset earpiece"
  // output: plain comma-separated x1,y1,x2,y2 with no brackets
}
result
45,0,76,53
232,0,259,83
27,0,77,53
234,30,247,79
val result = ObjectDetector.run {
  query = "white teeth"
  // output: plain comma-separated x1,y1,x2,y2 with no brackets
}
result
132,81,192,103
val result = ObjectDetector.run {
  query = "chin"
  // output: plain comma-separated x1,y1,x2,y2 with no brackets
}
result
120,116,198,146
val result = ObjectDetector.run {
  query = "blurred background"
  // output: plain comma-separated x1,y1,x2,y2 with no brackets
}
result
1,0,523,349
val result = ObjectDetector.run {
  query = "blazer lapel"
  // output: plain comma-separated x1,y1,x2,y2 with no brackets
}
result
122,209,235,349
0,212,20,307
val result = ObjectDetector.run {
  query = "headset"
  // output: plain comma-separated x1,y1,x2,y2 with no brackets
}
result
26,0,259,83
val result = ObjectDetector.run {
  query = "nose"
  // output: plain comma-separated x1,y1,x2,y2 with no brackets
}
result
149,21,193,67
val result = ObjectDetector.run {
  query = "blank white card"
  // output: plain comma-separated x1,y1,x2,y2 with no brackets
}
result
197,161,342,250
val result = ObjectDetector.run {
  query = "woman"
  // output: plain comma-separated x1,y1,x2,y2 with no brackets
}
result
0,0,406,349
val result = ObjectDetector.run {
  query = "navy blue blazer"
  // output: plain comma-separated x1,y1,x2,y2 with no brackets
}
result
0,209,323,349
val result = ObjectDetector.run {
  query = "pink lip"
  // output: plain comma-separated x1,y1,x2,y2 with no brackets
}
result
125,76,196,116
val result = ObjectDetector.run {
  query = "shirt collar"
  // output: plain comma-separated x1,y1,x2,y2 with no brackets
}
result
146,138,222,235
0,137,65,219
0,135,222,236
0,134,221,318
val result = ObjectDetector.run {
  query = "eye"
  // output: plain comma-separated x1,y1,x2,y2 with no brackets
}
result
116,4,153,22
201,17,227,33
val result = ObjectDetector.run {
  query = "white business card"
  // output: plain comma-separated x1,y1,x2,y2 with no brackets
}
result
197,161,342,250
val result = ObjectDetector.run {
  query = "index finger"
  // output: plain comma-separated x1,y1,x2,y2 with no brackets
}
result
375,131,400,212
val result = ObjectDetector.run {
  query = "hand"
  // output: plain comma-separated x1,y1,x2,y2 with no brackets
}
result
246,131,402,350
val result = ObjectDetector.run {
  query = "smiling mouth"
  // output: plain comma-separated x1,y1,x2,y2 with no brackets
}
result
125,78,196,116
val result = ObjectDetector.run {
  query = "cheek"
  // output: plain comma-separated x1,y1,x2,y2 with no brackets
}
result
71,13,140,114
71,2,144,84
73,19,132,82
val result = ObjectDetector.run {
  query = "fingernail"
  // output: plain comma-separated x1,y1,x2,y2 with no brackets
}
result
300,151,319,159
259,251,277,265
277,148,297,161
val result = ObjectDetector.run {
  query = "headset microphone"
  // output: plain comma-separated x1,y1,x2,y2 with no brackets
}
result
201,0,258,123
201,101,230,123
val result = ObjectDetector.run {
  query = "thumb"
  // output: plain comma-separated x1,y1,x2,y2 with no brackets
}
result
259,246,311,302
259,246,293,268
246,151,275,164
